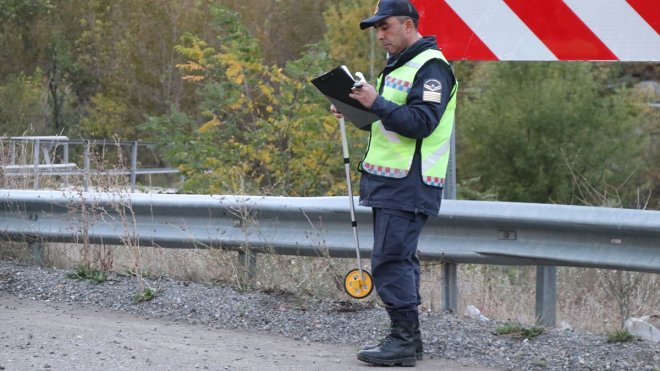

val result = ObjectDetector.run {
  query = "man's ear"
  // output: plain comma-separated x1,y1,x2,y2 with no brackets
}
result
404,18,415,34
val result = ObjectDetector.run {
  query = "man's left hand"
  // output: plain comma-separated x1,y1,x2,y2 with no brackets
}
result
349,82,378,109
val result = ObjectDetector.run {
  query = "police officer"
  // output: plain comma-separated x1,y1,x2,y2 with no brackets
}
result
332,0,457,367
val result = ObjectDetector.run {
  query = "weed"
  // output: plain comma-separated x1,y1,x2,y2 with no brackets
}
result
238,303,248,317
496,322,544,339
66,264,107,284
531,359,548,368
521,325,545,338
606,329,637,343
600,269,658,328
495,322,522,335
133,287,157,303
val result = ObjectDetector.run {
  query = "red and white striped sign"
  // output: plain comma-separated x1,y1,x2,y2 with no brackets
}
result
412,0,660,61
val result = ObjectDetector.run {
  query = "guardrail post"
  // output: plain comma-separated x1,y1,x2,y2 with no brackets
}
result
130,141,138,192
29,240,45,266
536,265,557,327
32,138,40,189
63,142,70,186
440,121,457,313
10,139,16,165
83,142,90,191
442,262,458,313
238,248,257,284
443,121,457,199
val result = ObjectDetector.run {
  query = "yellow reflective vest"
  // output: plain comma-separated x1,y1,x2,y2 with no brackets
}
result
360,49,457,188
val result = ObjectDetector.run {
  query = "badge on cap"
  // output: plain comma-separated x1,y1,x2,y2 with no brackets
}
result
423,79,442,103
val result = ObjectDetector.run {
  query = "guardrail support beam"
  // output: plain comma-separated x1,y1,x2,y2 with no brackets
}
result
238,248,257,285
130,141,138,192
535,265,557,327
32,139,40,190
29,240,45,266
442,262,458,313
83,142,90,191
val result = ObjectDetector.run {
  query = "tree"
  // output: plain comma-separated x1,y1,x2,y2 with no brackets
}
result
0,0,82,134
0,0,54,79
632,80,660,209
221,0,332,66
142,7,349,196
0,71,48,136
323,0,382,82
75,0,213,138
457,62,645,206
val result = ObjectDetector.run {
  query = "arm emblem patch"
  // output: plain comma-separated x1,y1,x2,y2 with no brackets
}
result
423,79,442,103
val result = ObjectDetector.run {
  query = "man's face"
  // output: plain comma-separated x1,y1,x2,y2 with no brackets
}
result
374,16,412,56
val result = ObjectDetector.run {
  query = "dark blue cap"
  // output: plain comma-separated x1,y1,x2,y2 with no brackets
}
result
359,0,419,30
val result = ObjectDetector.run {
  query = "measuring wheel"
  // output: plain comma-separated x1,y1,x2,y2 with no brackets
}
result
343,268,373,299
334,116,374,300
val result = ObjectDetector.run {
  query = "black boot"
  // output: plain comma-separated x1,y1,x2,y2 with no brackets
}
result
361,322,423,360
361,311,423,360
413,313,423,360
357,319,417,367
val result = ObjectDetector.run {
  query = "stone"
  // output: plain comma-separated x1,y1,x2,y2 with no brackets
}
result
624,315,660,343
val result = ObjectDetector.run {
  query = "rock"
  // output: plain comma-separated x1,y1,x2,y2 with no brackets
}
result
625,315,660,343
465,304,481,318
559,321,572,331
464,305,489,322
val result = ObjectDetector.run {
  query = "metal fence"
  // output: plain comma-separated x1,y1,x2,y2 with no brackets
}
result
2,190,659,326
0,136,179,191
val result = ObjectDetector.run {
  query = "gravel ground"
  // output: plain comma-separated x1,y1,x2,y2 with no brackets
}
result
0,261,658,370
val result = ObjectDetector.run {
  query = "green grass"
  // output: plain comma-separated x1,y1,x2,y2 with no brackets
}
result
495,322,521,335
531,359,548,368
606,329,637,343
66,264,108,284
496,322,545,339
133,287,157,303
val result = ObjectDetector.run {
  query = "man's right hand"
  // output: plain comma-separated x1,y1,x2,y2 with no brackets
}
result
330,104,344,119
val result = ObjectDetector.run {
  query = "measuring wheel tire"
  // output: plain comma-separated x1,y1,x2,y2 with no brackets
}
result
343,269,374,299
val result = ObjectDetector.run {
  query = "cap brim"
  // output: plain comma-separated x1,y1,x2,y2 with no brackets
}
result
359,14,389,30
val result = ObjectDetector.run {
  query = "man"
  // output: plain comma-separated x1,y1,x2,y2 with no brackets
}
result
332,0,457,367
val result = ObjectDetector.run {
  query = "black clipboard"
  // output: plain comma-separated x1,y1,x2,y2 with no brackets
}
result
311,66,379,128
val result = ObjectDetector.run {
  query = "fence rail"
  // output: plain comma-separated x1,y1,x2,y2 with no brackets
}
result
0,136,179,190
1,190,659,326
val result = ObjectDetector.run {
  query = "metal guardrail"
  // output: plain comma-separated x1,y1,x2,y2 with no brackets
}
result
2,190,659,326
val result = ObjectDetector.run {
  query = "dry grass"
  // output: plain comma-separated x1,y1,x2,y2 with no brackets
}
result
1,241,657,334
0,242,33,262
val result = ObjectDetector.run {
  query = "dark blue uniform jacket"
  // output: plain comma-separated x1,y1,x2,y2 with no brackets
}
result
358,36,456,216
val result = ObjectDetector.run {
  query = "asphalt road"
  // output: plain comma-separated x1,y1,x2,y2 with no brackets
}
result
0,295,501,371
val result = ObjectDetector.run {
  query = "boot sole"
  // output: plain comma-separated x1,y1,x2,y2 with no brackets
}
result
361,346,423,360
357,354,416,367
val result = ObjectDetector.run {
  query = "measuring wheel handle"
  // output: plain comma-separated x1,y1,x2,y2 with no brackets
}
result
343,268,374,299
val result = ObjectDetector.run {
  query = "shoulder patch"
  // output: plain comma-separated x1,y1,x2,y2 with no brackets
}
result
423,79,442,103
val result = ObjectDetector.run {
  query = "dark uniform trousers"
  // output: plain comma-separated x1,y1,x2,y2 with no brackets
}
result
371,207,428,322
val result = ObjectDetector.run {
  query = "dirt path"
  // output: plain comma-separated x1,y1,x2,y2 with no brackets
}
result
0,296,500,370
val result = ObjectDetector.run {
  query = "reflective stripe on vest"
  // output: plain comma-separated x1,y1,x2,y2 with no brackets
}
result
361,49,457,188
